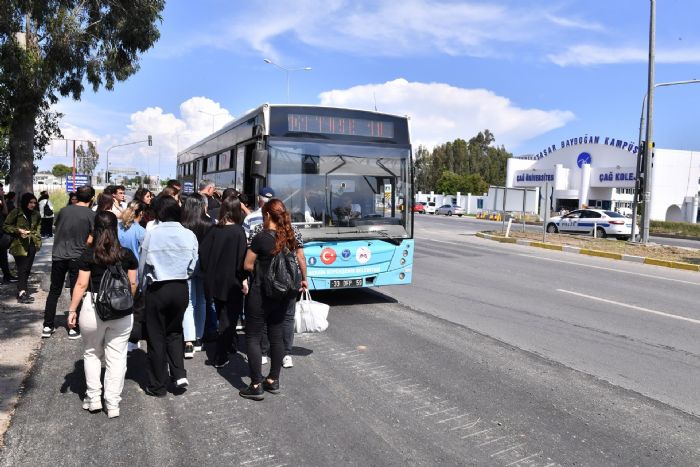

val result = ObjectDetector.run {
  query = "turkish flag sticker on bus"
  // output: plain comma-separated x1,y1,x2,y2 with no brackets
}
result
320,248,337,265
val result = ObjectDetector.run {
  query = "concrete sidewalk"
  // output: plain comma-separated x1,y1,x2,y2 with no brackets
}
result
0,239,58,446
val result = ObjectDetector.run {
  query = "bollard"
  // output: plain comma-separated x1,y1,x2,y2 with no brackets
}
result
505,218,513,238
592,222,597,238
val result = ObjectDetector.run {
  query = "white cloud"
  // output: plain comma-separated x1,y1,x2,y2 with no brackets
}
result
549,44,700,67
174,0,598,60
318,78,575,150
41,97,235,178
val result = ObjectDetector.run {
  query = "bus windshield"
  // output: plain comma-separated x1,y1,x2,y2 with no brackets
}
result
267,139,412,243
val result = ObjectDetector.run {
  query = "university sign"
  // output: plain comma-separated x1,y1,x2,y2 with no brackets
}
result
514,170,555,187
522,135,640,161
590,167,636,187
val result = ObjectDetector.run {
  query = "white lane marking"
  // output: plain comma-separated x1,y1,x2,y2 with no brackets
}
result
557,289,700,325
519,253,700,286
415,236,469,247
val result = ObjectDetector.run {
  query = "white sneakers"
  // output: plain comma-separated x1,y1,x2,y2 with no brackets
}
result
282,356,294,368
261,356,269,365
175,378,189,389
41,327,55,338
82,399,102,412
107,408,120,419
127,342,140,353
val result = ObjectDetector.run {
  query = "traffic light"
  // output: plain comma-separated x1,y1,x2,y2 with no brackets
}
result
106,171,111,183
147,135,152,146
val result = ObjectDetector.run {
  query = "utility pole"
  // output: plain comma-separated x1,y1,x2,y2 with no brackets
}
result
641,0,656,243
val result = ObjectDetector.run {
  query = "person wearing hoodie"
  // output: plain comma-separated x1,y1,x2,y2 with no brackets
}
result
2,193,42,303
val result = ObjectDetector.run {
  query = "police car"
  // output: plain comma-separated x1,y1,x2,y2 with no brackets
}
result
546,209,633,240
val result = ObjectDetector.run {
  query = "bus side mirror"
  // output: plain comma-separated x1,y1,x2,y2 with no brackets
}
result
251,148,268,178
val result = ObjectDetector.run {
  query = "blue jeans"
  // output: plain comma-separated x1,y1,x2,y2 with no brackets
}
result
182,276,206,342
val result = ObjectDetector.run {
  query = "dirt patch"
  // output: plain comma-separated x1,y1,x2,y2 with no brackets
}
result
489,231,700,265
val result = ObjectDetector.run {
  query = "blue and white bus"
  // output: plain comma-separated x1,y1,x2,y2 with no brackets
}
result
177,104,414,290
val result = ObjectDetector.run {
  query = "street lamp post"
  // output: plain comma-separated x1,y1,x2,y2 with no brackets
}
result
105,135,152,184
263,58,312,103
197,110,227,133
631,78,700,241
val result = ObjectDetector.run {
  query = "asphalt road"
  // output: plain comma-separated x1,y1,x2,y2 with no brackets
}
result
416,212,700,249
2,216,700,466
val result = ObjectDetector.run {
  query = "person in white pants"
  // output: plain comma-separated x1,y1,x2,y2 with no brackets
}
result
68,211,138,419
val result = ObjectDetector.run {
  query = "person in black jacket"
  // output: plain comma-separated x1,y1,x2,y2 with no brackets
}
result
200,195,248,368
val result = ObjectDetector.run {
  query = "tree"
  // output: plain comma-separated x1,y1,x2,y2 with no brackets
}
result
0,1,165,195
76,141,99,175
51,163,72,183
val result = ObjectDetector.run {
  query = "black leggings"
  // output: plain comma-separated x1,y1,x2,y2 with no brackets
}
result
214,289,244,362
13,244,36,294
244,286,290,385
145,280,188,395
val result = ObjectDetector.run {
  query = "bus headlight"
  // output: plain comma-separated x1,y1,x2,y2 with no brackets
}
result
399,272,405,280
400,258,406,265
402,249,409,257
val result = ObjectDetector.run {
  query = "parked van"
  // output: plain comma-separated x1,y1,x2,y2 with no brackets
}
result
425,202,437,214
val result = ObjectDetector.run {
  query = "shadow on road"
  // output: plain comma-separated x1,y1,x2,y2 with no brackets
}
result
311,288,397,307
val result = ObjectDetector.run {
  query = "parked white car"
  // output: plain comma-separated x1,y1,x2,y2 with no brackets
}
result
424,202,437,214
546,209,632,239
436,204,466,217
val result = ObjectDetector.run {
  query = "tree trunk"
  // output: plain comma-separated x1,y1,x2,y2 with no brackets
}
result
9,108,36,197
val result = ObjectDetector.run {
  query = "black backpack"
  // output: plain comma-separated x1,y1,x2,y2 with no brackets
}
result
264,243,301,301
43,202,53,217
91,263,134,321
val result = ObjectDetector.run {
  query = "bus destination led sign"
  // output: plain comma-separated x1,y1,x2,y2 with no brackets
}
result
288,114,394,139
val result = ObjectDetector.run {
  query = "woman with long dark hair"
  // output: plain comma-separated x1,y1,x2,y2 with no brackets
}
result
200,196,247,367
3,193,41,303
95,193,114,212
67,211,137,418
240,198,307,400
180,193,213,358
139,196,198,396
133,187,155,227
67,192,78,206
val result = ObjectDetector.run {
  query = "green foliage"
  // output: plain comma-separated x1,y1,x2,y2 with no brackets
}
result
436,171,489,195
0,0,165,193
415,130,512,194
51,163,72,180
650,220,700,238
76,141,99,175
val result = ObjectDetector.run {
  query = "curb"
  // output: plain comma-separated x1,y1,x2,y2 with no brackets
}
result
476,232,700,272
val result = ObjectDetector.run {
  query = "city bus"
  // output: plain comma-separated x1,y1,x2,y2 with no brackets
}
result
177,104,414,290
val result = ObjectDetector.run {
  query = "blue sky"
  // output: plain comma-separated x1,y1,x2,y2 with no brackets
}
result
44,0,700,179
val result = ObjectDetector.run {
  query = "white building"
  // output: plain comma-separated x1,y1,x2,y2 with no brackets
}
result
506,134,700,223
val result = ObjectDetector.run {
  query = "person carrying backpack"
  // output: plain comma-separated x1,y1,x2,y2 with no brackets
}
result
38,190,54,238
67,211,138,419
241,198,307,400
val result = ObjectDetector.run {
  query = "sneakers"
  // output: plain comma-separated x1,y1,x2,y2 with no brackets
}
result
68,329,81,340
144,387,166,398
127,342,140,352
107,408,120,419
213,358,229,368
41,326,55,338
17,292,33,304
175,378,189,389
263,379,280,394
82,399,102,413
282,355,294,368
193,338,203,352
239,383,264,401
261,356,269,365
184,342,195,359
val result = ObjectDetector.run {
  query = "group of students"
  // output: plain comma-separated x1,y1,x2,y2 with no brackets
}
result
10,179,307,418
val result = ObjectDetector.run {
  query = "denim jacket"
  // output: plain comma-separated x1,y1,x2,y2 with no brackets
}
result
138,222,198,289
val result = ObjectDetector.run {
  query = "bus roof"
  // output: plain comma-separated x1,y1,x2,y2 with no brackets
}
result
178,104,411,157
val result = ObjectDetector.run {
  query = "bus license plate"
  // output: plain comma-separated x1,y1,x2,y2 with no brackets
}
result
330,278,363,289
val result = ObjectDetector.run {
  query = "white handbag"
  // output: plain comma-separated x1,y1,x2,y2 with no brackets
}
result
294,290,329,333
